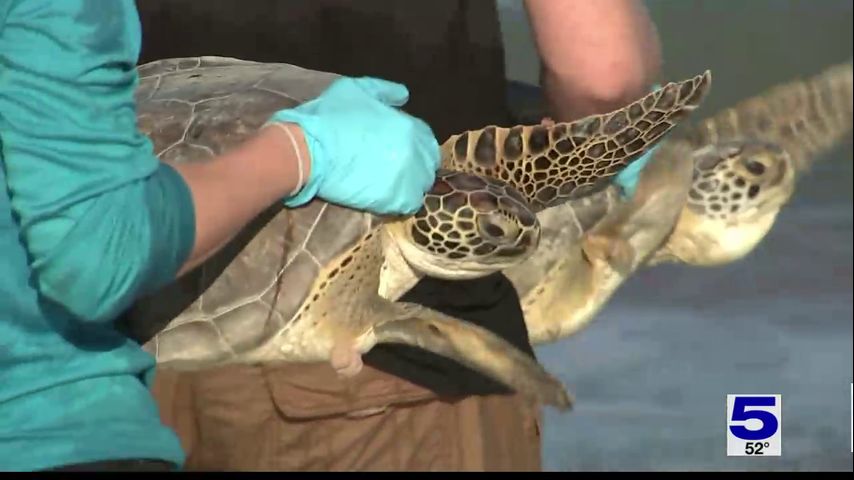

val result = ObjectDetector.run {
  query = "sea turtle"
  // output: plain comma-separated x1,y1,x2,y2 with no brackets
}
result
121,56,712,409
505,60,853,345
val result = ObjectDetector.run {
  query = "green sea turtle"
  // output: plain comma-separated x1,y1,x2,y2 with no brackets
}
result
121,56,712,410
506,60,853,345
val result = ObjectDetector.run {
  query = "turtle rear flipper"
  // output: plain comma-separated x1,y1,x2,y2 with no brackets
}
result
373,302,573,411
581,233,636,276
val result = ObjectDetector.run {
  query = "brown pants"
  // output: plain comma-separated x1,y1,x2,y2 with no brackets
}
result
152,362,542,471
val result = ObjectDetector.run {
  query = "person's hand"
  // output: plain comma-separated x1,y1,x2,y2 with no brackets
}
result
268,76,441,215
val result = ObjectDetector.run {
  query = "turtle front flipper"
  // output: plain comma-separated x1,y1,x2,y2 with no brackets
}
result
518,140,697,345
440,71,712,211
372,302,573,411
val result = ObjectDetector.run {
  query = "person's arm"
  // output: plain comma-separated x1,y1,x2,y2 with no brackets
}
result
168,124,310,277
0,0,307,323
524,0,662,121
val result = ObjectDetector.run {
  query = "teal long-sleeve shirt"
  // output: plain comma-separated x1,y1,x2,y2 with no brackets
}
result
1,0,195,471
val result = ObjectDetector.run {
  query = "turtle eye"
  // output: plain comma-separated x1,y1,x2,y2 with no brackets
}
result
743,158,766,176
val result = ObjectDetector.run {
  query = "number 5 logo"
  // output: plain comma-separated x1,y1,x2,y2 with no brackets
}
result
729,396,779,440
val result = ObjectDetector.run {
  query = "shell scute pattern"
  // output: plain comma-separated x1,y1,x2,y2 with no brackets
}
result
131,59,381,362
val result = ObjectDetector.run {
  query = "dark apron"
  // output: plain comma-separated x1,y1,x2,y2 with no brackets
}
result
135,0,533,399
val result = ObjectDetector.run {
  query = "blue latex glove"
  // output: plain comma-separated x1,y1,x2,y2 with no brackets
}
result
268,76,441,215
613,143,660,199
612,84,663,199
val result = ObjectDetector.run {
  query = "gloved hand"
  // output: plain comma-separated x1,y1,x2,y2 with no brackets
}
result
268,76,441,215
612,84,663,199
613,143,660,199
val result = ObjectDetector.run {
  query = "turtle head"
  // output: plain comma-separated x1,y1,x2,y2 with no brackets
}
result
657,139,797,267
688,140,796,222
387,170,541,280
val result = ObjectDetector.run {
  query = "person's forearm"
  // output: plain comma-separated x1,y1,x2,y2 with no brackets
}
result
169,123,310,276
524,0,662,121
3,122,307,325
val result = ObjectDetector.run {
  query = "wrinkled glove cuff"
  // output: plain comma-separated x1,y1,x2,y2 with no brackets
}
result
266,109,324,207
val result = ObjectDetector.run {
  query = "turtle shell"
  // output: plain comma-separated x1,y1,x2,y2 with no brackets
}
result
121,57,383,364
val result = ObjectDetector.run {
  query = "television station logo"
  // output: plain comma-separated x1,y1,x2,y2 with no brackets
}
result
726,394,782,457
